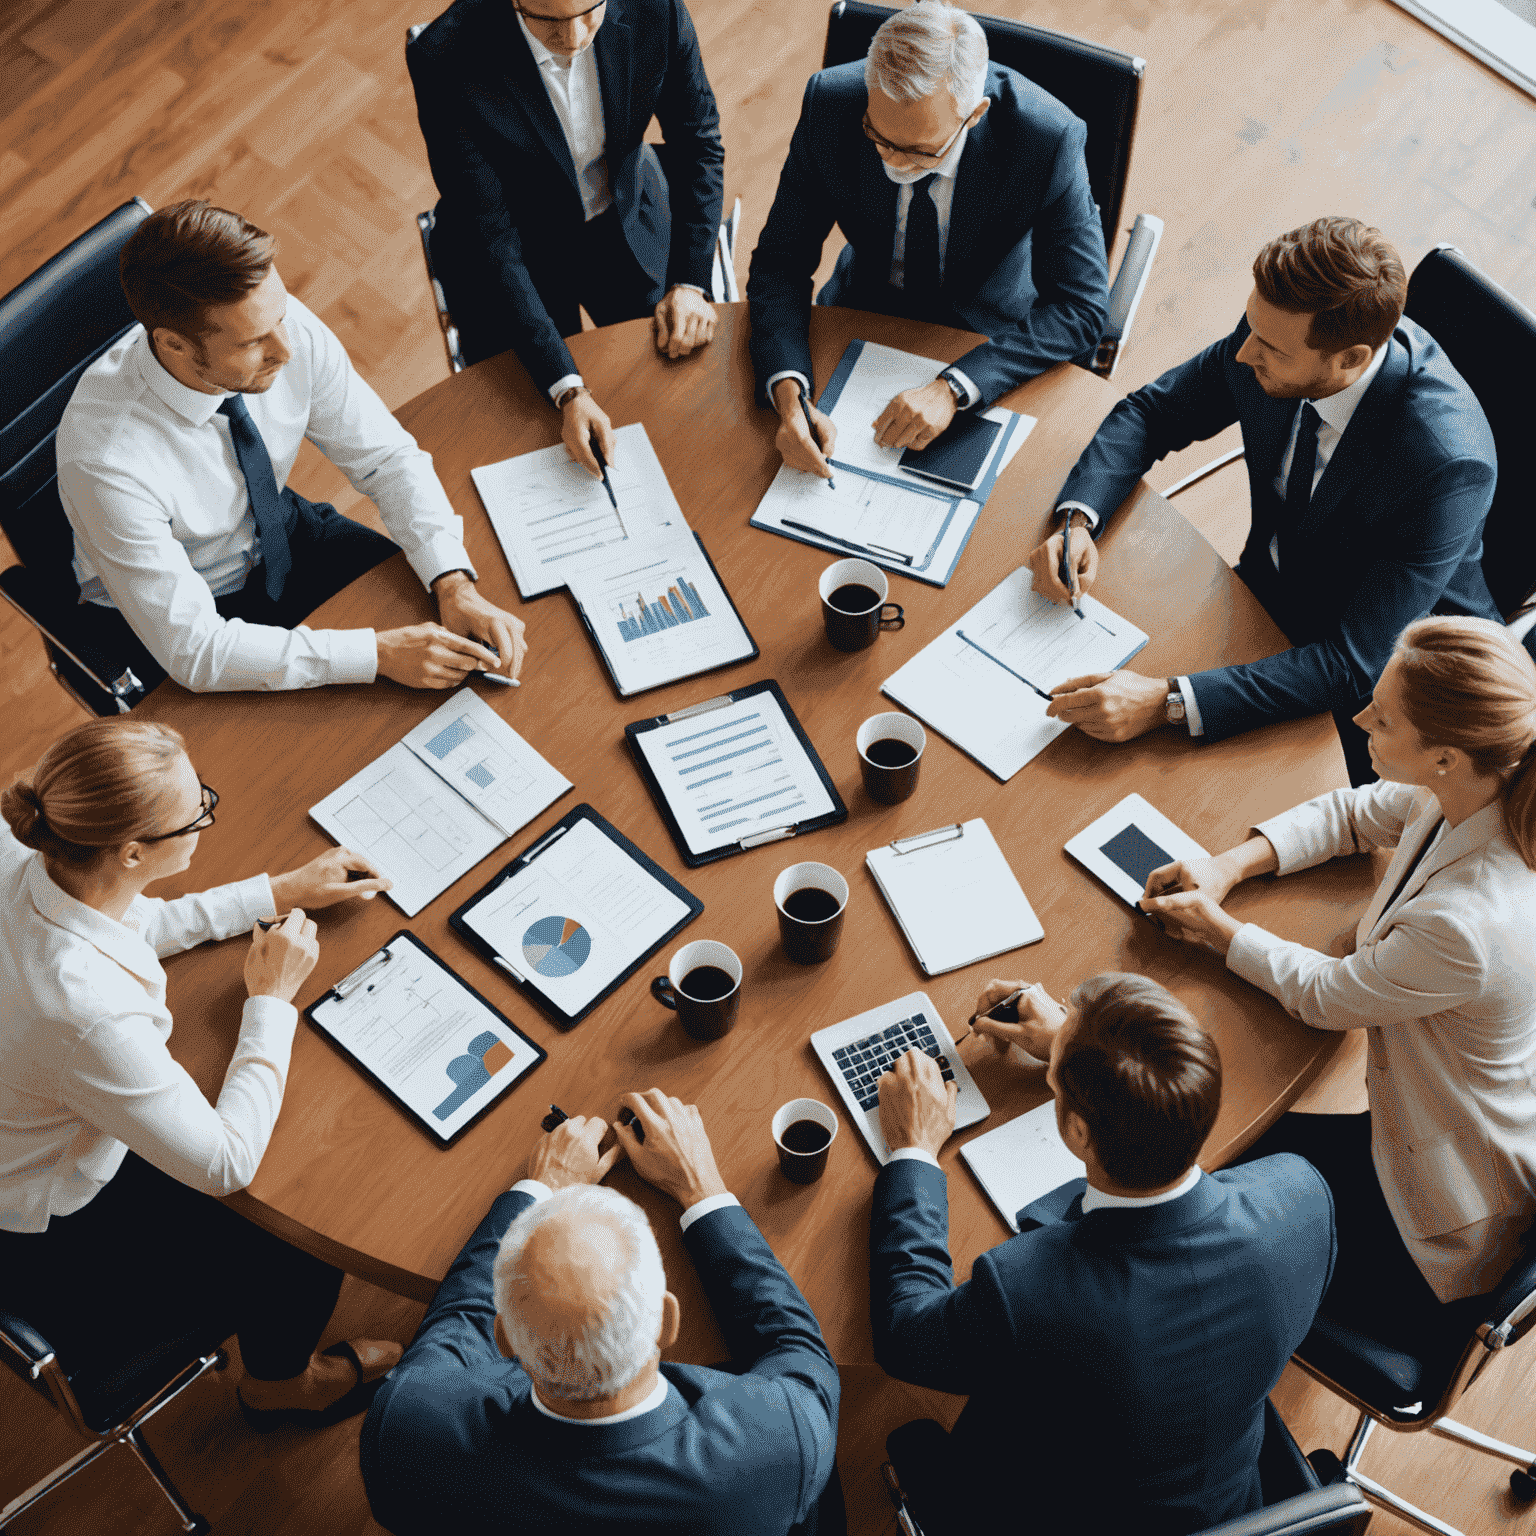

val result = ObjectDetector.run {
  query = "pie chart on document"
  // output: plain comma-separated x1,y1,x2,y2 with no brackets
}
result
522,915,592,977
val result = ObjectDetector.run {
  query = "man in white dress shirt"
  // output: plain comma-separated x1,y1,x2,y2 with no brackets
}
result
57,200,529,695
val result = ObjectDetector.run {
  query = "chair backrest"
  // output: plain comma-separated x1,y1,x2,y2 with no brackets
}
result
0,197,151,594
820,1,1143,259
1404,244,1536,618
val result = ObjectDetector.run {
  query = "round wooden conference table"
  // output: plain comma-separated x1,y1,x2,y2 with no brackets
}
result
147,303,1375,1442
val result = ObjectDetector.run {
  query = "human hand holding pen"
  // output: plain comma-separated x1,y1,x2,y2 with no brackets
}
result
1027,513,1099,606
966,979,1066,1062
524,1112,622,1191
1058,524,1085,620
561,387,617,480
772,378,837,480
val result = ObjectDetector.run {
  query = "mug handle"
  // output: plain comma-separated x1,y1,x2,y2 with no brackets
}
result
879,602,905,631
651,976,678,1010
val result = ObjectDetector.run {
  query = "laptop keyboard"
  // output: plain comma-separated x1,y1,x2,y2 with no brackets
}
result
831,1012,954,1113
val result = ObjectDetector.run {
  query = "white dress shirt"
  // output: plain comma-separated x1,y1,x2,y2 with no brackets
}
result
0,824,290,1233
516,16,611,224
530,1373,670,1424
57,296,474,693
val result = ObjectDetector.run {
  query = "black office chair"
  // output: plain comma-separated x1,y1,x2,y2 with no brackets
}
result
1291,1228,1536,1536
405,24,743,374
879,1402,1373,1535
0,1308,226,1534
820,0,1163,379
0,196,155,716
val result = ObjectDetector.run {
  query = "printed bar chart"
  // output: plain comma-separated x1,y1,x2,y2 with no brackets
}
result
616,576,711,643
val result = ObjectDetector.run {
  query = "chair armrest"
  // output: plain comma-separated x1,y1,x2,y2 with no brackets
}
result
0,566,147,707
1192,1483,1372,1536
0,1310,57,1375
1093,212,1163,379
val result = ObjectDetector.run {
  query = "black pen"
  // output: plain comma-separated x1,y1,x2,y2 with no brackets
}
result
541,1104,569,1133
798,385,836,489
592,440,628,536
967,987,1027,1032
1058,521,1084,620
782,519,913,566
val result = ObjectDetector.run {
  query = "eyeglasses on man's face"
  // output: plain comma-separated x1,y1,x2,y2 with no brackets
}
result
141,784,219,843
861,111,968,166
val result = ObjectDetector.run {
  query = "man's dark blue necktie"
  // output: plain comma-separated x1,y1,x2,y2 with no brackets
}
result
1284,401,1322,521
903,173,942,306
219,394,292,600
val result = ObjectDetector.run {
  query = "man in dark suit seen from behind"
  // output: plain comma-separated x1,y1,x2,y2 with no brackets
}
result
870,973,1336,1535
747,0,1108,477
1029,217,1500,786
359,1092,844,1535
409,0,724,480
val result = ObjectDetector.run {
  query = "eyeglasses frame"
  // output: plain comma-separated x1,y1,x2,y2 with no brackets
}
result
861,110,971,166
139,784,219,843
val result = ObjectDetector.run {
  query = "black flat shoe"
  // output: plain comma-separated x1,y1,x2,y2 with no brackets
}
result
237,1339,395,1433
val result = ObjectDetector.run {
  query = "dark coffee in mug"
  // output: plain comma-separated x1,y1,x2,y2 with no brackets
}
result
829,582,880,614
779,1119,832,1154
783,887,841,923
865,737,918,768
681,964,735,1001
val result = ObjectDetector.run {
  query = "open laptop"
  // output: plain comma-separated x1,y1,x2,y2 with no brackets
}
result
811,990,990,1165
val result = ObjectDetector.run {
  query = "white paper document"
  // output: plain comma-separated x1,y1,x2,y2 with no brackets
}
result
309,936,541,1141
960,1101,1086,1234
565,528,756,696
882,567,1149,781
866,819,1043,975
632,692,838,856
458,816,692,1017
822,339,1032,481
311,691,570,917
472,423,685,598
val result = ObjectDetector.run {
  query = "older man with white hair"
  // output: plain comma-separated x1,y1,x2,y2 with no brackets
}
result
749,0,1108,476
359,1091,844,1535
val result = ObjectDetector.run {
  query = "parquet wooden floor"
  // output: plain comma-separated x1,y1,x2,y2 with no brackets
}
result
3,1,1535,1532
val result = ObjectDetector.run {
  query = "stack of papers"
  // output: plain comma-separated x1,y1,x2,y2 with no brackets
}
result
960,1102,1086,1234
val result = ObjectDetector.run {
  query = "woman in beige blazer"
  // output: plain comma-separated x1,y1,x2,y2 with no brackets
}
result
1142,617,1536,1343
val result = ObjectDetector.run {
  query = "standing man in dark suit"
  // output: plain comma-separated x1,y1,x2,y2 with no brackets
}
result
408,0,725,478
360,1092,844,1535
748,0,1107,477
1029,217,1499,786
871,973,1335,1536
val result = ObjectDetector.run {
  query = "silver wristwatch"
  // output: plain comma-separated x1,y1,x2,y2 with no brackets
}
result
1164,681,1186,726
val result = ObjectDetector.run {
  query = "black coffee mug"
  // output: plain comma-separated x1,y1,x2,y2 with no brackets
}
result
818,557,904,653
772,1098,839,1184
651,940,742,1041
773,862,849,965
856,711,927,805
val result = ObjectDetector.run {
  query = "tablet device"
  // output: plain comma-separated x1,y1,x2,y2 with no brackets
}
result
898,411,1003,492
1064,793,1210,908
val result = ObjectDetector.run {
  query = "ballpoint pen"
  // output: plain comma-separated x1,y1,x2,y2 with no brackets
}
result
955,630,1053,701
592,439,628,537
782,519,913,565
798,384,836,489
1059,520,1085,620
540,1104,570,1133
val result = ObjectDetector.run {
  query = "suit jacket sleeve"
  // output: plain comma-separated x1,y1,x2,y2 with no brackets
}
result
1187,451,1497,738
746,74,838,402
949,115,1108,403
1054,323,1243,523
408,52,578,393
868,1158,1016,1395
1254,780,1422,876
654,0,725,291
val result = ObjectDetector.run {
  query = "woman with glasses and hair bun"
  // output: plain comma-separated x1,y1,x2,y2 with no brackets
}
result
0,718,401,1429
1141,616,1536,1348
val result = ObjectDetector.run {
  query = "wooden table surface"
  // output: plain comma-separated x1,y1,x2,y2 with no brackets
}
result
144,304,1375,1368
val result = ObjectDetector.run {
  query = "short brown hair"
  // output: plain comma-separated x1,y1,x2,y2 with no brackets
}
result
1,720,187,865
1252,217,1406,354
119,200,275,342
1054,974,1222,1190
1395,616,1536,871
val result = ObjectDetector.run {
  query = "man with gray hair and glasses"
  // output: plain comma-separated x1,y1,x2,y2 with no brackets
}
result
748,0,1107,476
359,1091,844,1534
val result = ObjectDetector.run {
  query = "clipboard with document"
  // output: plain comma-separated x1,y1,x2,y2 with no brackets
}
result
449,803,703,1027
305,930,546,1147
624,679,848,866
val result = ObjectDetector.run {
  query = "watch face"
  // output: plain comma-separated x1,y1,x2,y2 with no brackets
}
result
1166,693,1185,722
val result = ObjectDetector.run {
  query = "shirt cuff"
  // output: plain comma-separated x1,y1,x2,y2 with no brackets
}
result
548,374,584,406
510,1179,553,1201
940,367,980,409
237,993,299,1060
668,283,707,297
406,536,478,593
766,370,812,408
1225,922,1279,989
229,873,278,932
887,1146,942,1170
1176,676,1205,738
679,1192,739,1232
1056,501,1100,532
317,626,379,686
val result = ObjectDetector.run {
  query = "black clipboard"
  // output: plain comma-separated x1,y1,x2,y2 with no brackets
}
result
571,531,760,699
304,930,546,1148
624,678,848,867
448,803,703,1028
